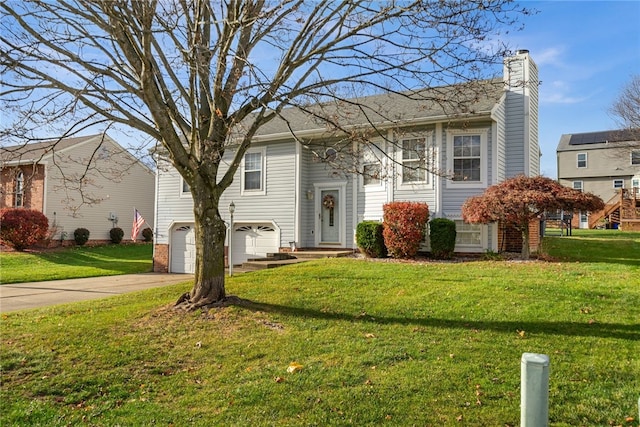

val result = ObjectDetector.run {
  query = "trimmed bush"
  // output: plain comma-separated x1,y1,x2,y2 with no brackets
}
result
73,228,90,246
429,218,457,259
142,227,153,242
110,227,124,244
382,201,429,259
0,208,49,251
356,221,387,258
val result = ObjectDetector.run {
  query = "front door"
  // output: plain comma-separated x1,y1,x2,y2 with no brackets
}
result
320,189,340,243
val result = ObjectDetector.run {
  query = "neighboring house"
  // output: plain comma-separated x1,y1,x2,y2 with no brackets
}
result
557,130,640,229
154,50,540,273
0,134,155,244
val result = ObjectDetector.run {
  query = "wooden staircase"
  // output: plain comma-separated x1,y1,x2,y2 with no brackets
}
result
589,188,640,230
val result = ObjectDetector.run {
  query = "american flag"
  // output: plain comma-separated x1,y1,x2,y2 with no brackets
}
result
131,208,146,241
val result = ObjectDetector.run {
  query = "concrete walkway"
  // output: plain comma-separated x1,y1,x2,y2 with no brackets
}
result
0,273,193,313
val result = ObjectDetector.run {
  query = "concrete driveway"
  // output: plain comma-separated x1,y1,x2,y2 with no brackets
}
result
0,273,193,313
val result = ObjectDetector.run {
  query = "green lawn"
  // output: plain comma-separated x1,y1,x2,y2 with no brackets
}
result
0,244,153,284
1,233,638,426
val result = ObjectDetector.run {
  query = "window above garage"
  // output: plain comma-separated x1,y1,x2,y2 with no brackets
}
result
241,147,266,196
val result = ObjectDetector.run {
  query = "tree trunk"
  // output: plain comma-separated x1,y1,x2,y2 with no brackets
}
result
521,223,531,260
176,187,227,310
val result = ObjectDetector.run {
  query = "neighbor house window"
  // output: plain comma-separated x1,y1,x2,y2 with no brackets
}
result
577,153,587,168
454,220,482,247
241,147,266,195
613,179,624,189
632,150,640,165
572,181,583,192
446,129,488,188
14,170,24,207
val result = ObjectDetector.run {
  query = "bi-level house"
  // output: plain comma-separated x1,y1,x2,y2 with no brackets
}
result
557,129,640,229
0,134,155,244
153,51,539,273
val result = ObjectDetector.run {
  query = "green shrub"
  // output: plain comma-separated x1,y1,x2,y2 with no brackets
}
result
142,227,153,242
383,201,429,259
356,221,387,258
73,228,90,246
429,218,457,259
0,208,49,251
109,227,124,244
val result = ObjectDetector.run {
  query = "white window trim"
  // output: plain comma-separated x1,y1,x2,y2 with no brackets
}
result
576,152,587,168
241,147,267,196
397,132,433,190
446,128,488,189
572,180,583,192
613,179,624,189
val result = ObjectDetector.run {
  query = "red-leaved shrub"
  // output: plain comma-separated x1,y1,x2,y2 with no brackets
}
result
0,208,49,251
382,201,429,259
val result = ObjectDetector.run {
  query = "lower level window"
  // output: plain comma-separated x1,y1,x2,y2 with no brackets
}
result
613,179,624,189
455,220,482,246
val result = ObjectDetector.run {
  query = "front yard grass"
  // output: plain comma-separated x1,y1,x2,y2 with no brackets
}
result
0,243,153,284
1,232,638,426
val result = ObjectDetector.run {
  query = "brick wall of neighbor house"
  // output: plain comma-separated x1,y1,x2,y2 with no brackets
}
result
0,165,45,210
153,244,169,273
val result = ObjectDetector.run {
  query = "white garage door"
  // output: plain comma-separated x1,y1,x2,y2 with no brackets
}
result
171,225,195,274
231,223,278,265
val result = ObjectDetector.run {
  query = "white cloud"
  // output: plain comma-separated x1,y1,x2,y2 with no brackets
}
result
533,46,564,66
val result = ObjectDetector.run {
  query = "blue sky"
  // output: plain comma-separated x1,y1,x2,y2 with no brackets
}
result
506,1,640,177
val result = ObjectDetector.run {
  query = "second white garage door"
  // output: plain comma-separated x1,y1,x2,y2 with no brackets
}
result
231,223,279,265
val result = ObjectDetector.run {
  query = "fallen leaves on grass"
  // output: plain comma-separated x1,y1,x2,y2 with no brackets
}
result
287,362,303,373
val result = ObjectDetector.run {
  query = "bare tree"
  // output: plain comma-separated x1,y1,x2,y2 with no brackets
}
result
611,74,640,133
1,0,530,310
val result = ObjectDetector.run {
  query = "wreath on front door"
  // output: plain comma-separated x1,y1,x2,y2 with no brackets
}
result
322,194,335,209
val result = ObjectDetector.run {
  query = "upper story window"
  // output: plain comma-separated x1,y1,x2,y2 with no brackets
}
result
632,149,640,165
572,181,583,192
613,179,624,189
401,137,428,185
576,153,587,168
362,145,383,188
446,129,488,189
241,147,266,195
14,170,24,207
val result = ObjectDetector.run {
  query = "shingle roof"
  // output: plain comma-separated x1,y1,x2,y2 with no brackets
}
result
0,134,103,164
557,129,639,151
251,79,504,138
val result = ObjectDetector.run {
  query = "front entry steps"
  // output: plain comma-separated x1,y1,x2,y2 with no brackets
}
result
237,250,353,272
